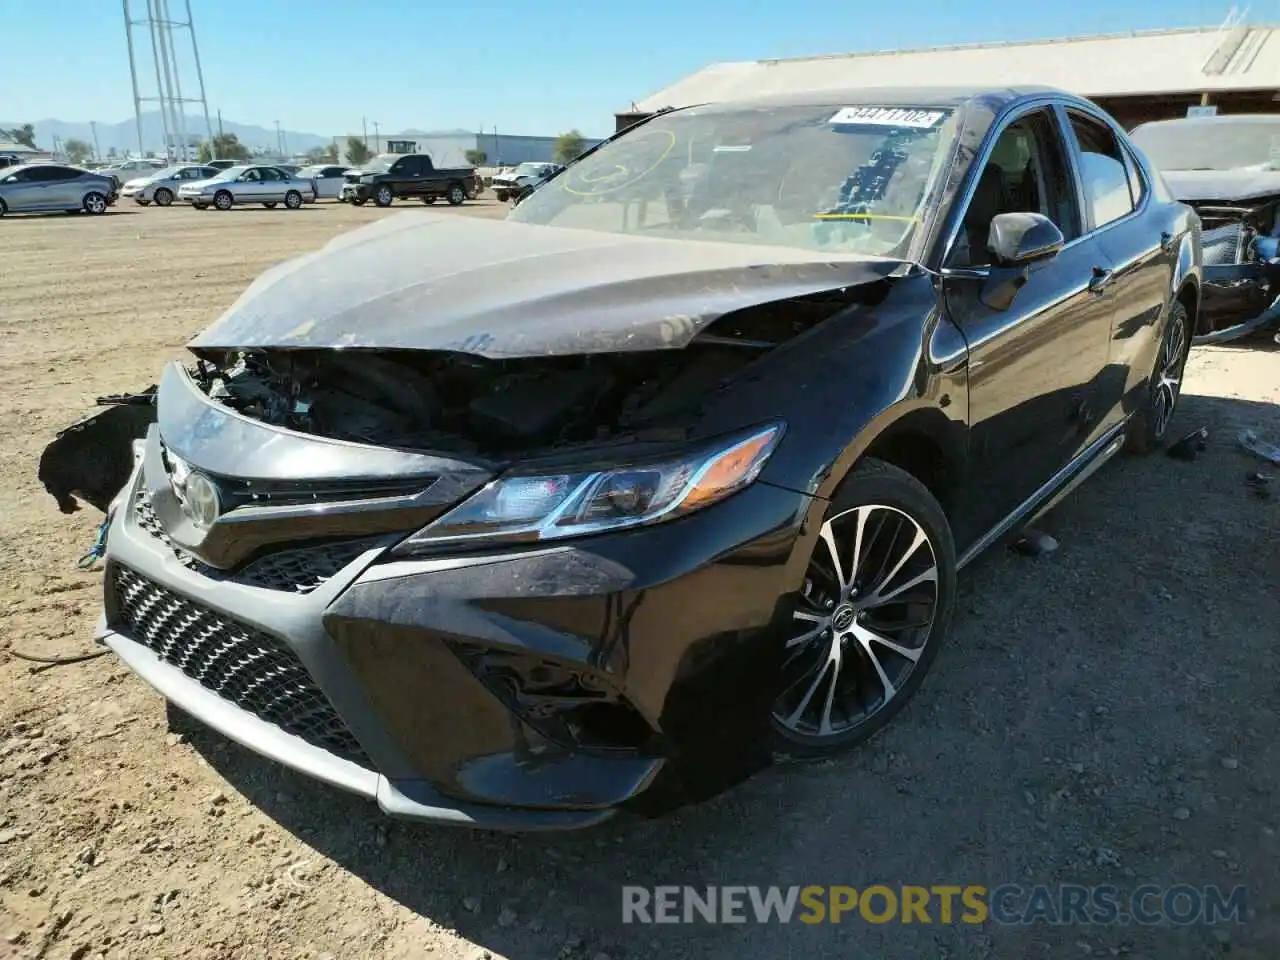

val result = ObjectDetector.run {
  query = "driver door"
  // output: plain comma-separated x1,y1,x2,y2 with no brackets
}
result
943,103,1117,545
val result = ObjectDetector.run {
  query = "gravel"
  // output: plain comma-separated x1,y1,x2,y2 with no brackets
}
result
1,204,1277,959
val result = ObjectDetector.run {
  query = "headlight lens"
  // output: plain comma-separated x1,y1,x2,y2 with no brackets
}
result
395,424,782,552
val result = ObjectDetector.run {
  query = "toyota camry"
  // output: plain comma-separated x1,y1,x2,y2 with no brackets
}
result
42,86,1205,829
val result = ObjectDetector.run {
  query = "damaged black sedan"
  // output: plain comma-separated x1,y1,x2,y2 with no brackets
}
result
43,86,1201,829
1129,113,1280,344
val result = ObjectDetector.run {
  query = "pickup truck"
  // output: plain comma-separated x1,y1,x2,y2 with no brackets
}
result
338,153,478,207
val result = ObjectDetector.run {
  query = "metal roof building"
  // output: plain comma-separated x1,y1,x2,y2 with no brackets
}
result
615,22,1280,132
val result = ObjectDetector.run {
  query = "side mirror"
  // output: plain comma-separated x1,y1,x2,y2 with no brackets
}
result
987,212,1065,266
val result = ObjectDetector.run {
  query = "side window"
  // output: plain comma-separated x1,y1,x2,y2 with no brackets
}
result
1066,111,1135,230
30,166,76,182
2,168,29,183
243,168,261,181
1120,146,1146,208
389,159,406,174
950,108,1080,267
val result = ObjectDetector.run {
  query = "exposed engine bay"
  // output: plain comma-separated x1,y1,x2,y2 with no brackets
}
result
189,291,867,458
1190,196,1280,343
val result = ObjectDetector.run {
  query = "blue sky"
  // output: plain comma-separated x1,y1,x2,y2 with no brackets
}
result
1,0,1245,138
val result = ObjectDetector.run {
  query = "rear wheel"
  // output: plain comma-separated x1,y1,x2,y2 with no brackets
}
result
284,190,303,210
446,183,466,206
374,184,393,207
213,190,233,211
770,458,956,761
83,192,108,215
1126,298,1191,454
153,188,173,207
0,198,7,217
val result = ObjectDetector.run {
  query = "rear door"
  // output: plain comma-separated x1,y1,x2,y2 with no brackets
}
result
31,166,81,208
942,102,1116,543
1059,106,1171,433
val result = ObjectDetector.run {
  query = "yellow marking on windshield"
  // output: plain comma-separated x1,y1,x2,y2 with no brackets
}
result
813,213,922,222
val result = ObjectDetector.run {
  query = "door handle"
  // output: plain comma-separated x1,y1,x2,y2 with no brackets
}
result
1088,267,1114,295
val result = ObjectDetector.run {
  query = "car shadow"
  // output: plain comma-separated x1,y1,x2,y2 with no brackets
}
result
1,209,142,219
170,391,1280,960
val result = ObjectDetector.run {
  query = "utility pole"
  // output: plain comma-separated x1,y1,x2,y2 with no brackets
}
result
274,120,282,158
123,0,213,159
89,121,101,160
372,120,380,153
361,117,368,148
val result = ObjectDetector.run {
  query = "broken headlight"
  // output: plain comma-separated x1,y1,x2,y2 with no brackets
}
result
395,424,782,551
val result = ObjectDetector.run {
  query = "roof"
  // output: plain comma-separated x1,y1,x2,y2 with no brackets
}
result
0,141,40,154
627,24,1280,114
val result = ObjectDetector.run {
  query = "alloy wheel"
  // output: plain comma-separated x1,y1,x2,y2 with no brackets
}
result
83,192,107,215
772,504,940,741
1151,306,1189,440
214,191,232,211
376,186,393,206
154,188,173,207
285,191,302,209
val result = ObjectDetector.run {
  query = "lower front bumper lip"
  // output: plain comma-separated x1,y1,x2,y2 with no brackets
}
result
100,621,616,831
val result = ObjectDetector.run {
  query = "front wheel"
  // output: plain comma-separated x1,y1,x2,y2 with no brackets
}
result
1125,298,1191,454
83,192,108,215
213,190,233,211
770,458,956,761
284,190,303,210
153,188,173,207
374,185,393,207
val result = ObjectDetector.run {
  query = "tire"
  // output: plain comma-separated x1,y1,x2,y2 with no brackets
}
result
374,185,393,207
193,203,208,210
1125,298,1192,455
422,196,437,205
0,198,7,217
446,183,466,206
263,202,277,209
82,192,108,215
769,458,957,761
284,190,302,210
213,190,233,211
153,188,173,207
352,198,367,206
135,198,150,206
495,190,509,203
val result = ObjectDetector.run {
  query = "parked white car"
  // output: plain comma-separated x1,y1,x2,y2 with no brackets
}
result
295,164,349,199
177,164,317,210
120,164,219,206
491,161,562,202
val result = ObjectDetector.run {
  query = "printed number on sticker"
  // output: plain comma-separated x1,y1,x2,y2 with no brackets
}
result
828,107,945,128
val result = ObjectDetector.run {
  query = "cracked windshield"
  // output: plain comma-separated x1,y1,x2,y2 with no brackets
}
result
510,104,958,256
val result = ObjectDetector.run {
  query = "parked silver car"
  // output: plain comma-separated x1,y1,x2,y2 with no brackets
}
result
121,164,219,206
177,165,317,210
296,164,349,199
0,163,118,216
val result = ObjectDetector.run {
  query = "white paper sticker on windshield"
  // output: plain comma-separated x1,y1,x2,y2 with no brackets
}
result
713,144,752,152
828,107,945,128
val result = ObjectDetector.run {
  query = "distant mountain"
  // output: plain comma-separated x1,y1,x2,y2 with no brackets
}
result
0,111,333,157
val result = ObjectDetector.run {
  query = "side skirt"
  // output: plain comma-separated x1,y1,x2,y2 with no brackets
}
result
956,417,1130,570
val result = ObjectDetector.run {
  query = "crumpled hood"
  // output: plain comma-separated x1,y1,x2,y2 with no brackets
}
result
1161,167,1280,203
189,212,905,359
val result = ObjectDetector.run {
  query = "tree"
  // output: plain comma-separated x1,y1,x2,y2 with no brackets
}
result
553,130,586,164
464,148,488,166
64,138,93,164
2,123,36,148
196,132,250,163
305,143,338,164
345,136,373,166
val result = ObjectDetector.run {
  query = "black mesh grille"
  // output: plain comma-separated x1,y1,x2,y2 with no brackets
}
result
132,487,376,594
109,565,371,768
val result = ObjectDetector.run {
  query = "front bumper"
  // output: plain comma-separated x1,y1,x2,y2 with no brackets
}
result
121,185,151,201
339,183,373,201
96,406,815,828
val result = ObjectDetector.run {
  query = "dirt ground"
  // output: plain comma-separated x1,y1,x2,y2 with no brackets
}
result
1,200,1278,960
